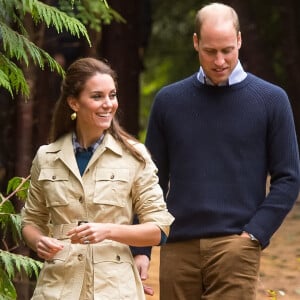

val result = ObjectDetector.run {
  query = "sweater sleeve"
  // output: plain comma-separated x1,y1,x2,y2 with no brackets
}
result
243,87,300,248
145,91,170,198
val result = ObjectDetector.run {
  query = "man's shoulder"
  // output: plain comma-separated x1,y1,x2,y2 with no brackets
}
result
246,73,285,93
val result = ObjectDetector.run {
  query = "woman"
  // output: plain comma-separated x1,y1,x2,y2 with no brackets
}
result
21,57,174,300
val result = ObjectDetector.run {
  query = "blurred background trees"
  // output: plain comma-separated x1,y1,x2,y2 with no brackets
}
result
1,0,300,192
0,0,300,297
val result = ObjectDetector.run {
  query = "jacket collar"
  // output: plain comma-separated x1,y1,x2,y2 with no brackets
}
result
45,132,123,169
46,132,123,155
100,132,123,157
44,132,124,181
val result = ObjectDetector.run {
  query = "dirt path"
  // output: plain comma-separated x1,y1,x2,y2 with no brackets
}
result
145,202,300,300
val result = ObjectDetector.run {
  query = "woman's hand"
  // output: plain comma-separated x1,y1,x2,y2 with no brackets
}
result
67,223,109,244
36,236,64,260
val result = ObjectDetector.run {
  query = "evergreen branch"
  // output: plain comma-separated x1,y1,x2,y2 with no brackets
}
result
30,1,91,45
0,22,65,77
0,268,16,300
0,69,13,97
0,250,43,280
0,54,30,97
0,21,30,64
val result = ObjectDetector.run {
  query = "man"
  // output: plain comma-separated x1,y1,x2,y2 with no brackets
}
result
135,2,300,300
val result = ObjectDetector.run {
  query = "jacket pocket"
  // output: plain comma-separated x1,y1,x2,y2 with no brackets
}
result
32,242,70,299
39,168,70,207
94,168,130,207
93,242,138,299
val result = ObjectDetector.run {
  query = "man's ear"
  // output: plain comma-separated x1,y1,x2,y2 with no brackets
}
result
193,33,200,52
237,31,242,49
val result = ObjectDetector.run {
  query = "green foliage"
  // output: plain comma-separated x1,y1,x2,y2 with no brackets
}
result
6,177,30,202
0,54,30,96
0,176,41,300
0,177,30,252
0,268,17,300
0,250,43,300
58,0,125,32
140,0,203,136
0,1,120,298
0,250,43,280
0,0,91,98
0,198,22,244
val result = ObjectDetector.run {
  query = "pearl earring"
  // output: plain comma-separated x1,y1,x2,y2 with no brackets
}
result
71,112,77,121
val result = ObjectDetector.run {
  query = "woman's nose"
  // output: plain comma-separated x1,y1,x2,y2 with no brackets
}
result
102,96,113,106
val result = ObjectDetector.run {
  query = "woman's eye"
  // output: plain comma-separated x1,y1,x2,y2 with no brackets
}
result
92,95,101,100
109,93,117,99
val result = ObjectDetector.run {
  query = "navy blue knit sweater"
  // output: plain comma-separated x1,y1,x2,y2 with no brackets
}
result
145,73,300,249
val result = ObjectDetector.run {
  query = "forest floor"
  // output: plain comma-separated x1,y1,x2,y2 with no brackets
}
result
145,201,300,300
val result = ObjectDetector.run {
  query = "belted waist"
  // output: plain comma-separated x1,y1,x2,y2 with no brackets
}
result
52,221,88,239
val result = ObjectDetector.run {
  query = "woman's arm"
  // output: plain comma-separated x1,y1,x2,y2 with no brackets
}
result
67,222,161,246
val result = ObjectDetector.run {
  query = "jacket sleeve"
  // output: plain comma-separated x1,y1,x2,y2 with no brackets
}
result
21,147,51,235
130,143,174,257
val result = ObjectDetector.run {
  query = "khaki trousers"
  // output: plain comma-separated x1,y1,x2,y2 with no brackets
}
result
160,235,261,300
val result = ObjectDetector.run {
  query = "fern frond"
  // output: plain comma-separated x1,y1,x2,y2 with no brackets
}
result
9,214,22,242
0,69,13,97
0,54,30,97
0,250,43,279
0,22,65,77
30,1,90,45
57,0,124,32
0,202,22,245
0,268,16,300
0,21,30,64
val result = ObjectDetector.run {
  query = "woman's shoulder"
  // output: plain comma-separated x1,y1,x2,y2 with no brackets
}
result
127,138,149,156
35,133,71,156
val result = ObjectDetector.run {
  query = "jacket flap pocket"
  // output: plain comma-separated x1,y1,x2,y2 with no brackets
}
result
93,241,132,264
95,168,129,182
39,168,69,181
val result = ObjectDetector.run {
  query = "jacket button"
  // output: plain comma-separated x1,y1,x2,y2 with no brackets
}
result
52,175,56,180
116,255,120,261
79,197,83,203
110,174,114,179
78,254,83,261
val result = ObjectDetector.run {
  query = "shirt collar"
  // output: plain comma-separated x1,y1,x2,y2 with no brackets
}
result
72,132,104,154
197,60,247,86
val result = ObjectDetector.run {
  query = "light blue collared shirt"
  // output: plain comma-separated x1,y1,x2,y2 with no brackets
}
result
197,60,247,86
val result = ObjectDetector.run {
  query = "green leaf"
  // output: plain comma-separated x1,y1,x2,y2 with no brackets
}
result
6,177,30,201
0,250,43,280
0,268,17,300
0,54,30,97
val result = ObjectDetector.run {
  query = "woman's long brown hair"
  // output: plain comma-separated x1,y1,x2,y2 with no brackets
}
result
49,57,145,165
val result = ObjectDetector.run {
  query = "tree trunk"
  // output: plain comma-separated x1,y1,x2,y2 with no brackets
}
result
13,13,37,300
100,0,142,137
277,0,300,145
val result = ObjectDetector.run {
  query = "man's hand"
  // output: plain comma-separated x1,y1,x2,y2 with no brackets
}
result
134,254,154,296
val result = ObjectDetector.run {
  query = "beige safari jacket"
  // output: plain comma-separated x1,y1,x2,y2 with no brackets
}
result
21,132,174,300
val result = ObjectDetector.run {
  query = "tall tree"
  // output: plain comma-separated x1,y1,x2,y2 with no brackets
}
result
100,0,152,137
